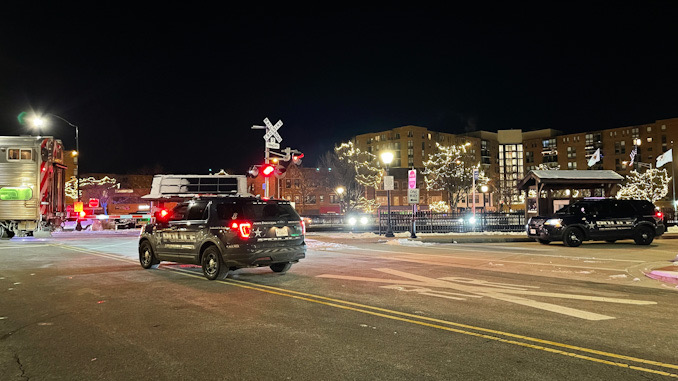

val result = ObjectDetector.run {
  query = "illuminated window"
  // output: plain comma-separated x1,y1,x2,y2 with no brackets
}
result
7,148,32,161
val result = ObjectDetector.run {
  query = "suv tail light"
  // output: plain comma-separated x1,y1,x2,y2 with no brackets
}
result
300,219,306,235
656,211,663,219
230,221,252,239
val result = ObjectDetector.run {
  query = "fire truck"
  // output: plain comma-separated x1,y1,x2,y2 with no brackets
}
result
0,136,66,237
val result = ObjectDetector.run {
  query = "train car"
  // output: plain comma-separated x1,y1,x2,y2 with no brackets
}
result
0,136,66,237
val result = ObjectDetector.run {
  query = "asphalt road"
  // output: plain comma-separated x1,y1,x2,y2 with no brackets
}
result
1,231,677,380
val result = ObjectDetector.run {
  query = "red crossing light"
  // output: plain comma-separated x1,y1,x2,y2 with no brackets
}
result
261,164,275,177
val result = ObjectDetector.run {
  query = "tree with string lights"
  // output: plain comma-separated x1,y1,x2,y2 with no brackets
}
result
616,168,670,203
423,143,489,209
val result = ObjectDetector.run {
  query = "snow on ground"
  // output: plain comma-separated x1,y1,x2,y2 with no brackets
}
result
304,238,358,251
385,239,435,246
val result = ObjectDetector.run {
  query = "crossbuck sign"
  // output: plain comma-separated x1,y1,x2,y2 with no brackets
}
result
263,118,283,143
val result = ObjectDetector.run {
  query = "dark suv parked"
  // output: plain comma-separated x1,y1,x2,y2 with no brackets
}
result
138,197,306,280
526,198,665,247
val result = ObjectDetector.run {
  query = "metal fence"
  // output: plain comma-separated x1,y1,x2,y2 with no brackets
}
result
378,211,527,234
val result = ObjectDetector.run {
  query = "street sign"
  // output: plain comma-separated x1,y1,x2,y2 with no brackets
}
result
384,176,394,191
265,141,280,149
408,188,420,204
473,168,479,180
408,169,417,189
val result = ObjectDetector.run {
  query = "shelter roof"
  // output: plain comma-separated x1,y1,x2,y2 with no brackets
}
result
517,170,623,190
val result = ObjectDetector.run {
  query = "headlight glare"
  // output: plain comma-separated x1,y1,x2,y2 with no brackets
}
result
544,218,562,228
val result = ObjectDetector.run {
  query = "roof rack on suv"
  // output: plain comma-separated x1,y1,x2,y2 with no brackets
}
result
141,174,250,200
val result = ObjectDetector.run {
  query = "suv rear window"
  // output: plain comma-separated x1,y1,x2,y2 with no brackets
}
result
242,202,299,221
630,200,656,215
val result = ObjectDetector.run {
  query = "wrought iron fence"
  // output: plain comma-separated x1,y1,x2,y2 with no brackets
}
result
378,211,527,234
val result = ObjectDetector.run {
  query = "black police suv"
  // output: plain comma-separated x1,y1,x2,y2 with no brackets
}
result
138,197,306,280
526,198,665,247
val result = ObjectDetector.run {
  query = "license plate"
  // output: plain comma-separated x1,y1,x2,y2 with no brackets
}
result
275,227,288,237
529,228,537,235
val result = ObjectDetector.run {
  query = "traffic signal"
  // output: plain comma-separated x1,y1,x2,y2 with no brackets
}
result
260,164,276,177
292,153,304,165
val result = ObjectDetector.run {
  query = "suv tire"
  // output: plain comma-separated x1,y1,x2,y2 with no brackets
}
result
633,226,654,245
270,262,292,273
563,227,584,247
202,246,229,280
139,241,160,269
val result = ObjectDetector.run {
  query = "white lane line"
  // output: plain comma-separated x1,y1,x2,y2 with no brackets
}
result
382,255,627,272
357,244,646,263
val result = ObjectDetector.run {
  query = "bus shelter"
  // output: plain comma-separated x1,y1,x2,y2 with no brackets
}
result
517,170,624,217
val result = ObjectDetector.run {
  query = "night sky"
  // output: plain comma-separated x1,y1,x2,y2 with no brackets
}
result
1,4,677,175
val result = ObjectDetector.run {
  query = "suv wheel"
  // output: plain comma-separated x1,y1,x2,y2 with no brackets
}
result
563,227,584,247
634,226,654,245
270,262,292,273
201,246,229,280
139,241,160,269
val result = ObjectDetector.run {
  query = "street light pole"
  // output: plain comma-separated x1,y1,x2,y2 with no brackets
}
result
380,152,394,238
50,115,80,202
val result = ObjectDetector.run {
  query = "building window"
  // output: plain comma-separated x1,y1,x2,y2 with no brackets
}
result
319,195,324,203
568,162,577,169
567,147,576,159
407,140,413,148
407,130,413,137
305,195,316,204
294,179,300,188
286,179,291,188
294,195,300,203
525,151,534,163
647,126,652,133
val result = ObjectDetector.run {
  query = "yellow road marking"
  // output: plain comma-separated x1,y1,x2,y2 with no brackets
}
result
59,244,678,378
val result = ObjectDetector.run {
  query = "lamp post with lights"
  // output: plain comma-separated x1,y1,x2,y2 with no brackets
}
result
29,113,82,230
335,186,345,214
380,151,395,237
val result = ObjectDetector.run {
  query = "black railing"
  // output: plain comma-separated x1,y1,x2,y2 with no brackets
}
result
379,211,526,234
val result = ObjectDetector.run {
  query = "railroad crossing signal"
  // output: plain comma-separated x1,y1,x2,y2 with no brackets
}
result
262,118,283,143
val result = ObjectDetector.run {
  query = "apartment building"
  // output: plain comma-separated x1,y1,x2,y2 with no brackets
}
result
347,117,678,211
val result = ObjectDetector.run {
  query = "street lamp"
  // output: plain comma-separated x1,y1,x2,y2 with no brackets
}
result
28,113,82,230
380,151,394,237
481,185,489,211
335,186,345,214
